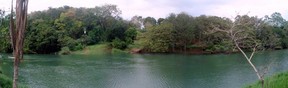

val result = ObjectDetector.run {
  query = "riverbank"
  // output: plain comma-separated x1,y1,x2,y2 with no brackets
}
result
0,73,13,88
72,44,128,55
0,74,28,88
71,43,286,55
245,72,288,88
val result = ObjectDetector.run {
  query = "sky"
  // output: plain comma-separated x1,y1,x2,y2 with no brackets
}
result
0,0,287,20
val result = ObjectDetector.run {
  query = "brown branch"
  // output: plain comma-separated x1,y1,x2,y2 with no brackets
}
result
249,47,256,61
234,41,262,80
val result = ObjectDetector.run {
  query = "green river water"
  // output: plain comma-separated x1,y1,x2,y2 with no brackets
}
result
1,50,288,88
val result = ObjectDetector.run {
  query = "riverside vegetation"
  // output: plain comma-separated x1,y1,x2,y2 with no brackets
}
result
1,5,288,54
1,4,288,87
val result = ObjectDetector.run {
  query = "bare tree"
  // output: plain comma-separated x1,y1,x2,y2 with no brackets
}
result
210,15,269,88
9,0,28,88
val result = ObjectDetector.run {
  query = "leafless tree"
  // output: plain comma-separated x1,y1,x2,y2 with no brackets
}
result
209,15,270,88
9,0,28,88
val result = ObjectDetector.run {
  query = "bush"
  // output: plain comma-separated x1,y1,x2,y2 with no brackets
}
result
111,38,127,50
73,43,85,51
0,74,12,88
59,47,71,55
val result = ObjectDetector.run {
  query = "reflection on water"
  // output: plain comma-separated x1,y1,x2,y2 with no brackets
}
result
1,50,288,88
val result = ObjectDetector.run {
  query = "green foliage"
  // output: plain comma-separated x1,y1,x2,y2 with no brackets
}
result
0,5,132,54
111,38,127,50
0,74,12,88
0,13,11,53
25,19,61,53
166,12,196,51
87,26,104,44
59,47,71,55
245,72,288,88
125,27,137,44
73,44,108,55
0,74,28,88
206,40,233,52
111,48,128,54
0,27,10,53
141,23,173,52
143,17,157,28
1,7,288,54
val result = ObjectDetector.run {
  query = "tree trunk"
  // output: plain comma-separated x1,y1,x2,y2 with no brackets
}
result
10,0,28,88
13,55,20,88
234,41,265,88
261,79,264,88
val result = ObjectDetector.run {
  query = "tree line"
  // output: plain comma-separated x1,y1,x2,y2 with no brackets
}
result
0,5,288,54
137,12,288,53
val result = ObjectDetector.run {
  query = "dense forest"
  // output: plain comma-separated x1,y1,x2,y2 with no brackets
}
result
0,4,288,54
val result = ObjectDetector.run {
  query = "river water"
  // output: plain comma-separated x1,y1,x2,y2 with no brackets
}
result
1,50,288,88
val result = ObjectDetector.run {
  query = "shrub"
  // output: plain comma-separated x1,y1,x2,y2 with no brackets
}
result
59,47,71,55
111,38,127,50
0,74,12,88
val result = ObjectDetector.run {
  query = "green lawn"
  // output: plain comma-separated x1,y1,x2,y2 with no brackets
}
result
72,44,128,55
245,72,288,88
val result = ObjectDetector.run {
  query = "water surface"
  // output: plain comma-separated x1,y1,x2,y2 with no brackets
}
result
1,50,288,88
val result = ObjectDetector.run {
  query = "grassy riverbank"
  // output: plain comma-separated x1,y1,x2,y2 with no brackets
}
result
72,44,128,55
245,72,288,88
0,74,27,88
0,74,13,88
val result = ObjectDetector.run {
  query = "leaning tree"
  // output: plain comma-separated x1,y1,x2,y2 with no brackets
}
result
208,15,271,88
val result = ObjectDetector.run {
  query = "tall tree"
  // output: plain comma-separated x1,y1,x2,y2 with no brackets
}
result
143,16,156,29
9,0,29,88
142,22,173,52
130,15,143,29
0,9,5,26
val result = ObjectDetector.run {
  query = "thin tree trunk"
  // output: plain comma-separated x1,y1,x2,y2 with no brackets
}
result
234,41,264,88
11,0,28,88
261,79,264,88
9,0,16,54
12,55,20,88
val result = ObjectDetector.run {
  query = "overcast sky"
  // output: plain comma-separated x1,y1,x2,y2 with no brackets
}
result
1,0,287,20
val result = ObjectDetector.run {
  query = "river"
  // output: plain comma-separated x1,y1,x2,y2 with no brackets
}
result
1,50,288,88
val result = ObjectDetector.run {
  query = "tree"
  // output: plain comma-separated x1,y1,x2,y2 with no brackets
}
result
0,9,5,26
211,15,268,88
143,17,156,29
142,23,173,52
9,0,28,88
0,10,11,53
256,22,280,49
265,12,286,27
25,19,61,53
166,12,195,52
130,15,143,29
157,18,165,25
194,15,234,52
263,12,288,49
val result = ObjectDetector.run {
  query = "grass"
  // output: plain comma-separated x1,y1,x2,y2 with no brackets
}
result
0,74,27,88
245,72,288,88
72,43,128,55
0,74,12,88
127,40,143,49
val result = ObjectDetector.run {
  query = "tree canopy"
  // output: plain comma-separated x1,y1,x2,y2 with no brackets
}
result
0,5,287,54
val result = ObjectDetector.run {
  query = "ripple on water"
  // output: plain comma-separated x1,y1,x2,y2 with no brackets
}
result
2,51,288,88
